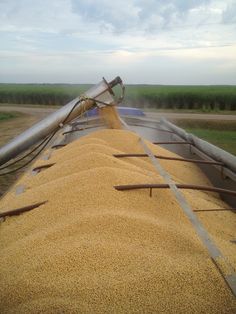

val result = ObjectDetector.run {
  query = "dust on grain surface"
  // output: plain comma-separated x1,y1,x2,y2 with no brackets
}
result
0,129,235,313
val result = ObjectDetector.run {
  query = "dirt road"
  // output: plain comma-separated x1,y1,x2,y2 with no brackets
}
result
0,105,57,119
1,105,236,121
0,114,39,196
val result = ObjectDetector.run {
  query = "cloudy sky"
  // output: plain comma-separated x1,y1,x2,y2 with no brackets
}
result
0,0,236,84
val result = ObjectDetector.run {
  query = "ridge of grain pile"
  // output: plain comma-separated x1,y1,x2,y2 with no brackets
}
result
0,128,235,313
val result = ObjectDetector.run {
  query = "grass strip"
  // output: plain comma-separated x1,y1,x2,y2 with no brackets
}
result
175,120,236,156
0,112,20,121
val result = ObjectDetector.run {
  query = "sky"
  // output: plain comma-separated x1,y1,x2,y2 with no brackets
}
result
0,0,236,84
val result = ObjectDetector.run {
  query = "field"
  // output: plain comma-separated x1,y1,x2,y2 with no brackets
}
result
0,112,20,121
0,84,90,107
0,83,235,195
0,84,236,111
0,111,39,196
125,85,236,111
175,120,236,156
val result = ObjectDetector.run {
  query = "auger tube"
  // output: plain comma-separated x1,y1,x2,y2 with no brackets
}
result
0,76,123,166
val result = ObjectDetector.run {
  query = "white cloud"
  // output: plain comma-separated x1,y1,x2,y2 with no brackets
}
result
222,0,236,23
0,0,235,83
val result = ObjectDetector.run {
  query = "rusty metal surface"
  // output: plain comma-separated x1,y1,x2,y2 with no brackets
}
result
194,208,236,212
153,141,191,145
0,201,47,218
113,153,223,166
114,183,236,197
32,163,55,173
51,144,67,149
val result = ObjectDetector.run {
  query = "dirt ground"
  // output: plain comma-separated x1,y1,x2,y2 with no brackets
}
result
0,113,41,196
0,105,236,121
0,105,56,120
0,114,38,147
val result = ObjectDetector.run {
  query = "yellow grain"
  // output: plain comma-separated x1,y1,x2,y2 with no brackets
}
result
25,152,159,189
99,105,122,129
0,129,235,313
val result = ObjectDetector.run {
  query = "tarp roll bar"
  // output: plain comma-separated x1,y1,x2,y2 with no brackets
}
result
161,118,236,174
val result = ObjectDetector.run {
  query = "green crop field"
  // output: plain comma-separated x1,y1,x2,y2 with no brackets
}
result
175,120,236,156
0,112,20,121
124,85,236,111
0,84,90,107
0,84,236,111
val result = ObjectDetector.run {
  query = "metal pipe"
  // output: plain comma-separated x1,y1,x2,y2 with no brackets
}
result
128,123,175,134
113,153,223,166
0,77,122,166
51,144,67,149
114,183,236,197
0,201,47,219
153,141,191,145
193,208,236,212
161,118,236,174
32,163,55,172
62,124,102,135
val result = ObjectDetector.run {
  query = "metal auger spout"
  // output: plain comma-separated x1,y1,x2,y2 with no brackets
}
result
0,76,124,166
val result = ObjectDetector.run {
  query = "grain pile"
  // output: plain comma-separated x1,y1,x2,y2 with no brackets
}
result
0,129,235,313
